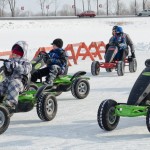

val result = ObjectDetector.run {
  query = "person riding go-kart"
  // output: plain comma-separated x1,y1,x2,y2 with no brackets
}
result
31,39,90,99
0,41,57,135
91,26,137,76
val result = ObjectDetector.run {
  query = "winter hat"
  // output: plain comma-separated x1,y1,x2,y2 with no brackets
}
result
12,44,24,57
51,38,63,48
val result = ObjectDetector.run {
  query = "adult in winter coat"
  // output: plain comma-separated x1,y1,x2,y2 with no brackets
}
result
0,41,32,108
109,26,128,61
31,38,68,86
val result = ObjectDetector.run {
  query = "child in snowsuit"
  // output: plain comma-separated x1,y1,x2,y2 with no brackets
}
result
31,38,67,86
107,26,127,61
0,41,32,108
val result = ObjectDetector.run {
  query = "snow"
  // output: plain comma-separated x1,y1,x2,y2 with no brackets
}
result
0,17,150,150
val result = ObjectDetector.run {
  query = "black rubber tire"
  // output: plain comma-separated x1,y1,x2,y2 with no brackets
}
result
91,61,100,76
71,78,90,99
145,59,150,67
0,106,10,135
117,61,125,76
97,99,120,131
129,58,137,73
146,108,150,132
36,94,57,121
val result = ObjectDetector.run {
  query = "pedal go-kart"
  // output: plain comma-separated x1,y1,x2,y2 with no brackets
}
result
0,58,57,135
91,46,137,76
97,59,150,132
31,51,90,99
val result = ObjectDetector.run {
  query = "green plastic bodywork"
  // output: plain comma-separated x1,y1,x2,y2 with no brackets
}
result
115,104,148,117
18,75,90,103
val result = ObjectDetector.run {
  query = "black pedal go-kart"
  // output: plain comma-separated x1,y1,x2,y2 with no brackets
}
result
97,59,150,132
0,58,58,135
91,46,137,76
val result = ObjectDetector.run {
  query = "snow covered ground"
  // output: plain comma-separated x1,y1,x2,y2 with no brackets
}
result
0,17,150,150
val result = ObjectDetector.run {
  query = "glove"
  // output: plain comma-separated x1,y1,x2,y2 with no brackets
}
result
131,52,135,58
3,60,18,75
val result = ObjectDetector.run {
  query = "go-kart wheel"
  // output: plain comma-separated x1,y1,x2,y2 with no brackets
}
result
145,59,150,68
146,108,150,132
129,58,137,73
117,61,125,76
36,94,57,121
29,84,38,91
0,106,10,135
106,68,113,72
97,99,120,131
71,78,90,99
91,61,100,76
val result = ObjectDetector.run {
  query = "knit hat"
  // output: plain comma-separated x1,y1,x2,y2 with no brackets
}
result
12,44,24,57
51,38,63,48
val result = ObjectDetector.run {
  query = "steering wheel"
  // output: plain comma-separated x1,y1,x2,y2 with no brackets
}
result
38,51,49,59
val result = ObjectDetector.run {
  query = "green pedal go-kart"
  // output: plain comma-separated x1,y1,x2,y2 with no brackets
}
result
97,59,150,132
30,51,90,99
0,57,58,135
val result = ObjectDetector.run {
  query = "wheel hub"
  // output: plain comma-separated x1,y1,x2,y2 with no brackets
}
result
78,82,87,95
0,110,5,128
108,107,116,124
46,99,54,115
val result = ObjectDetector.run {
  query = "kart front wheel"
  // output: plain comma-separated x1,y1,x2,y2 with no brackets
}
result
97,99,120,131
91,61,100,76
71,78,90,99
146,108,150,132
117,61,125,76
36,94,57,121
129,58,137,73
0,106,10,135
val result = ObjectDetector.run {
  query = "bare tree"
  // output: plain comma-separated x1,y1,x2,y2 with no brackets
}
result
58,4,74,16
7,0,16,17
82,0,85,11
38,0,53,16
0,0,8,16
87,0,91,10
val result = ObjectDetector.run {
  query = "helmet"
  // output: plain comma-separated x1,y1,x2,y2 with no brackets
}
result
112,25,118,31
51,38,63,48
116,26,123,34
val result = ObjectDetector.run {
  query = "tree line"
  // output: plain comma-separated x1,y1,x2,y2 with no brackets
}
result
0,0,150,17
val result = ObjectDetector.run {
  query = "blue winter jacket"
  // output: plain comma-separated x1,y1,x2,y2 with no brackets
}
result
47,48,67,69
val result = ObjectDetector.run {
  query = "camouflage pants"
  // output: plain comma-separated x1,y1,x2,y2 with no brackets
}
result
0,79,24,104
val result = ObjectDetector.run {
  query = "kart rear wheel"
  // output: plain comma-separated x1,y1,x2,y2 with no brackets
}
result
146,108,150,132
36,94,57,121
97,99,120,131
91,61,100,76
129,58,137,73
117,61,125,76
71,78,90,99
0,106,10,135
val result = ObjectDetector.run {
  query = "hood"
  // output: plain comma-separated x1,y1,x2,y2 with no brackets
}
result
12,41,28,59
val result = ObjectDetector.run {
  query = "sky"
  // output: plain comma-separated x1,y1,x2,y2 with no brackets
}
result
5,0,146,14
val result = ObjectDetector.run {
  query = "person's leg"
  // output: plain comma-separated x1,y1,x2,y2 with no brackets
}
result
5,79,24,107
45,65,61,85
0,81,7,102
31,67,50,82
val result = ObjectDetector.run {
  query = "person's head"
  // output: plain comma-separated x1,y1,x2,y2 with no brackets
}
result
51,38,63,49
11,41,28,58
112,25,118,35
116,26,123,36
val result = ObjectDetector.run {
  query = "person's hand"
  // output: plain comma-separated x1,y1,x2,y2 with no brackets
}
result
131,52,135,58
4,61,18,71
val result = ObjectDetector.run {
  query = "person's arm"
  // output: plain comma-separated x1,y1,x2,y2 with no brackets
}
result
126,34,135,53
